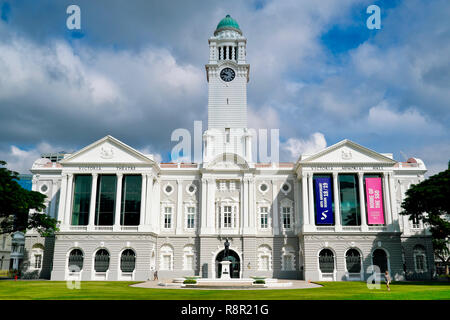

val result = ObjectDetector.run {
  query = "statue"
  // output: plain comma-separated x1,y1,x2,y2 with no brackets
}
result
223,238,230,260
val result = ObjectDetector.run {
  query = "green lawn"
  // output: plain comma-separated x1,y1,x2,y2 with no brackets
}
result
0,281,448,300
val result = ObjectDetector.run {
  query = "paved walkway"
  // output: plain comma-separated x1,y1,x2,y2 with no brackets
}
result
130,279,322,290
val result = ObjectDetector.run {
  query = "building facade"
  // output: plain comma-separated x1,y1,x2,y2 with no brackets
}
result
23,15,434,282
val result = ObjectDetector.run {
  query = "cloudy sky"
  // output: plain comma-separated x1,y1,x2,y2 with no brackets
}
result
0,0,449,176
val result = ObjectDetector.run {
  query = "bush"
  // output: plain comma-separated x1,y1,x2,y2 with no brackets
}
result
21,270,40,279
183,279,197,284
253,279,265,284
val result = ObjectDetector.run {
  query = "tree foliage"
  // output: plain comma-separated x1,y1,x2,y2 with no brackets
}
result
400,164,450,262
0,160,59,236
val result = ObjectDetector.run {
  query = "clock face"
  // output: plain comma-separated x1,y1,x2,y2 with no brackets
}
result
220,68,235,82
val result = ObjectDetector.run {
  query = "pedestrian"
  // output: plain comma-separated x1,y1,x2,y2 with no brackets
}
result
384,270,391,291
154,270,158,281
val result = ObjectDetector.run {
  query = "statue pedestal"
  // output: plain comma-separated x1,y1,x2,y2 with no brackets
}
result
220,260,231,279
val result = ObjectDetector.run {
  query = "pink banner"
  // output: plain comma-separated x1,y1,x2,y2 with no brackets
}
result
365,177,385,225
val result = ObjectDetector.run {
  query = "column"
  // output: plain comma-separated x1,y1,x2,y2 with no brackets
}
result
64,174,74,228
308,173,315,227
153,178,161,233
382,172,392,227
50,179,59,219
88,173,98,230
248,178,256,233
114,173,123,230
207,178,216,232
332,172,341,231
388,172,399,231
219,46,224,60
232,46,236,60
176,179,183,234
57,173,68,226
145,174,154,230
272,180,279,235
243,177,249,233
358,172,368,232
301,172,309,226
139,174,147,227
293,176,301,233
200,178,207,234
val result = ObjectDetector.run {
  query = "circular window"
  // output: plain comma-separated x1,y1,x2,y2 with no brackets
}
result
40,184,48,193
186,184,197,195
163,184,174,195
259,183,268,193
281,182,291,194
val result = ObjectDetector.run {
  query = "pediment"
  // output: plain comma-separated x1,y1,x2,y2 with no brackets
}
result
299,140,396,165
61,135,155,166
205,153,250,170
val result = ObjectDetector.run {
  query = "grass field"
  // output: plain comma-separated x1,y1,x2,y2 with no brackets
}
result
0,281,448,300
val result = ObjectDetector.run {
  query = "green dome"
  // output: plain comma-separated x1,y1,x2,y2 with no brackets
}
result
215,15,241,34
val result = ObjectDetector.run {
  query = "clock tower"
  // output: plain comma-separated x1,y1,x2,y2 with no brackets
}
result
203,15,252,163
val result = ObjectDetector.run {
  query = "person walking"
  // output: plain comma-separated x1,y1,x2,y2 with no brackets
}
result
384,270,391,291
154,270,158,281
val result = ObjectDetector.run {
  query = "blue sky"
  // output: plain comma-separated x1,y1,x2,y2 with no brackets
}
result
0,0,449,175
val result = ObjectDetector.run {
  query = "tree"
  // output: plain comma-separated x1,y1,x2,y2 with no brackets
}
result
399,162,450,275
0,160,59,236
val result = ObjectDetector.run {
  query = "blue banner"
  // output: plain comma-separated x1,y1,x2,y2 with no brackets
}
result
314,177,334,225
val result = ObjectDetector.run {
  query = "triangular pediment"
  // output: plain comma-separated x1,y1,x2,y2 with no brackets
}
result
204,153,250,171
299,140,397,165
61,135,156,166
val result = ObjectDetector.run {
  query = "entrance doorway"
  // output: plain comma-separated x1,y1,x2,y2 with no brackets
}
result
216,249,240,278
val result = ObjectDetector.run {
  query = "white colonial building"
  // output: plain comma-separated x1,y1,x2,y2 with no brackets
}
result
23,15,433,282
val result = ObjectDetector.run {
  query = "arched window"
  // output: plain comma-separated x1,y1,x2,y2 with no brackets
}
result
345,249,361,273
319,249,334,273
281,246,296,271
183,245,196,271
372,249,388,273
160,245,173,271
68,249,84,271
94,249,110,272
413,245,427,272
257,245,272,271
120,249,136,272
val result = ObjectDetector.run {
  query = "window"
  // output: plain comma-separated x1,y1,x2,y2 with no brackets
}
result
164,184,174,195
71,175,92,226
162,255,171,270
339,174,361,226
281,182,291,195
319,249,335,273
34,255,42,269
95,175,117,225
257,245,272,271
94,249,110,272
219,181,227,191
164,207,173,229
259,182,268,193
260,207,269,229
411,215,420,229
183,245,196,271
225,128,230,143
120,249,136,273
282,206,291,229
414,245,427,272
121,175,142,226
229,181,235,191
283,255,293,271
68,249,83,271
282,246,295,271
223,206,232,228
345,249,361,273
186,207,195,229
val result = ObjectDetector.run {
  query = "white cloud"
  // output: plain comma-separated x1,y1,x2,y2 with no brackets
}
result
282,132,327,160
367,101,444,134
0,142,61,173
